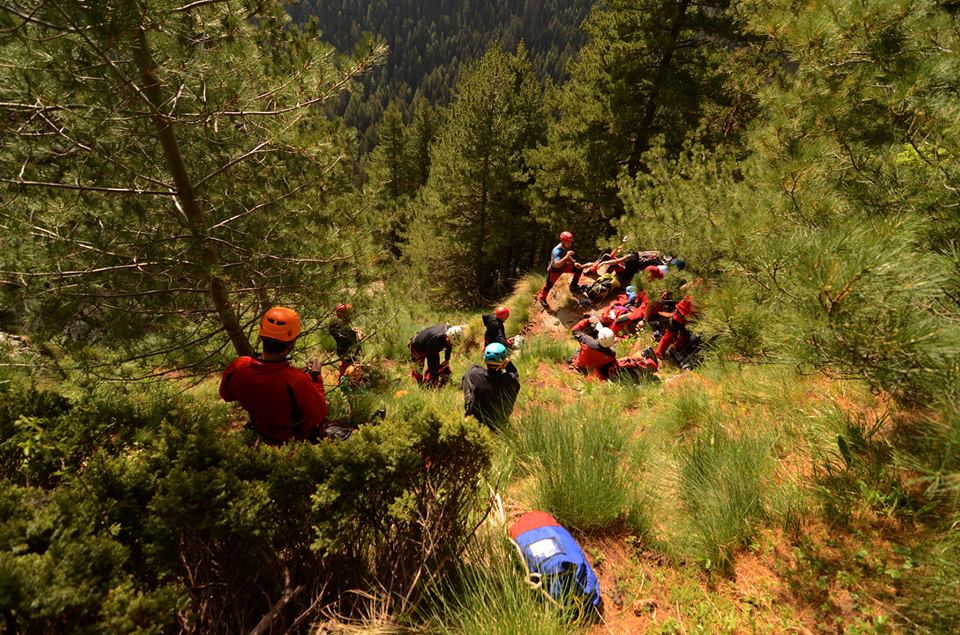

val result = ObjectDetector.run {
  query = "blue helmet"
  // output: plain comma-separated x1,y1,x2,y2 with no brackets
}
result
625,285,638,296
670,257,686,270
484,342,509,366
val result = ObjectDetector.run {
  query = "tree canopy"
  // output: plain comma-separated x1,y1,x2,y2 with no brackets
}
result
0,0,384,374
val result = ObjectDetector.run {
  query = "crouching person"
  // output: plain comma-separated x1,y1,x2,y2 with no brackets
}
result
220,306,334,445
409,323,463,387
571,317,618,381
462,343,521,429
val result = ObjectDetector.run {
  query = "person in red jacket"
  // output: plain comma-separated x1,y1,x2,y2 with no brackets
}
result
220,306,329,445
655,296,695,361
571,317,618,381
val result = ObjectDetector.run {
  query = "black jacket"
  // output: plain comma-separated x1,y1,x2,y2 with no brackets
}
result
410,324,452,374
462,362,520,427
328,318,360,357
481,313,508,346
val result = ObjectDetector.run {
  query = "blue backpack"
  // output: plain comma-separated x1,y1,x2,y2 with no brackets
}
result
508,511,603,621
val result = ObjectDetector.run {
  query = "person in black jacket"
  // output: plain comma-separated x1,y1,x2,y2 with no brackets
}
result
328,303,363,380
409,323,463,387
482,305,515,348
462,343,520,428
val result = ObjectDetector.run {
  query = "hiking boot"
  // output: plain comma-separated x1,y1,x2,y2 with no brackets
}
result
642,346,657,361
539,297,550,311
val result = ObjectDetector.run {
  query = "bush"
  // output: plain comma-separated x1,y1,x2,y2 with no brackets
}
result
512,406,636,531
0,386,175,488
0,387,492,633
678,425,769,573
812,405,911,525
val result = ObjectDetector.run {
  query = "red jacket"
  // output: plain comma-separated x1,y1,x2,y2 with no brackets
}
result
571,319,617,380
220,356,328,443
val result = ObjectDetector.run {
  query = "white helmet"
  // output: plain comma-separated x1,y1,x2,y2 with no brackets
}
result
597,327,615,348
446,325,463,345
657,264,669,277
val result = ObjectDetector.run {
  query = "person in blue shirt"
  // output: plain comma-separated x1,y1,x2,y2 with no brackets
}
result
536,230,584,311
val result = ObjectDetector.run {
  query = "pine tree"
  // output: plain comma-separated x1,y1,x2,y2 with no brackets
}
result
528,0,763,242
615,0,960,404
404,43,547,304
0,1,384,371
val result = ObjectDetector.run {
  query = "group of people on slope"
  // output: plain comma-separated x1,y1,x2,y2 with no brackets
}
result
537,230,702,381
220,301,522,446
219,231,702,446
407,304,520,427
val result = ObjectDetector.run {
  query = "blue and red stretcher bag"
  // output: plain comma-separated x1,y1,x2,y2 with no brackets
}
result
508,511,603,619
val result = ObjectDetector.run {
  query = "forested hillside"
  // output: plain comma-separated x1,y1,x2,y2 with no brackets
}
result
1,0,959,633
288,0,594,152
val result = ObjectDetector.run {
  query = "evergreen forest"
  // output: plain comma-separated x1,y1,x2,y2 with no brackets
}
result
287,0,595,152
1,0,959,633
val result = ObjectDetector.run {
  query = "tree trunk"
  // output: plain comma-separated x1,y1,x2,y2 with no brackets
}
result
627,0,690,176
132,29,254,357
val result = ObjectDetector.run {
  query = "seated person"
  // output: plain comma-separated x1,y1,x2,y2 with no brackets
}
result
328,303,363,379
571,318,618,382
220,306,328,445
462,343,521,428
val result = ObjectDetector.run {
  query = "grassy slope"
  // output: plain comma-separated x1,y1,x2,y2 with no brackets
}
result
338,275,934,635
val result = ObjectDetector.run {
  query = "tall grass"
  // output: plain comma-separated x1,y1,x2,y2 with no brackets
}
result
421,532,572,635
648,379,722,441
508,405,638,531
677,425,769,572
520,336,572,365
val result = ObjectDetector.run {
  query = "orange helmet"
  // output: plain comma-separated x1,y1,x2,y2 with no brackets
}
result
335,303,352,319
495,305,510,321
259,306,301,342
560,231,574,243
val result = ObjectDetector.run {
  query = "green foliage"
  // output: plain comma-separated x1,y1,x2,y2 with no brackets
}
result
404,43,549,304
0,385,492,633
898,524,960,632
812,405,911,525
519,335,573,365
421,532,572,635
678,425,770,573
289,0,593,154
528,0,765,241
0,1,385,368
0,386,175,488
511,406,637,531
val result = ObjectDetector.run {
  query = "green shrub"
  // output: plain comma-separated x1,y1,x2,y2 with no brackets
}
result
0,386,177,488
898,522,960,633
678,425,769,573
0,387,493,633
514,407,636,531
812,405,910,525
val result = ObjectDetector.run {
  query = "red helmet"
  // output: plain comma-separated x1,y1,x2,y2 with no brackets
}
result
559,231,574,243
676,297,694,317
335,303,352,319
495,305,510,321
259,306,301,342
645,265,664,280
